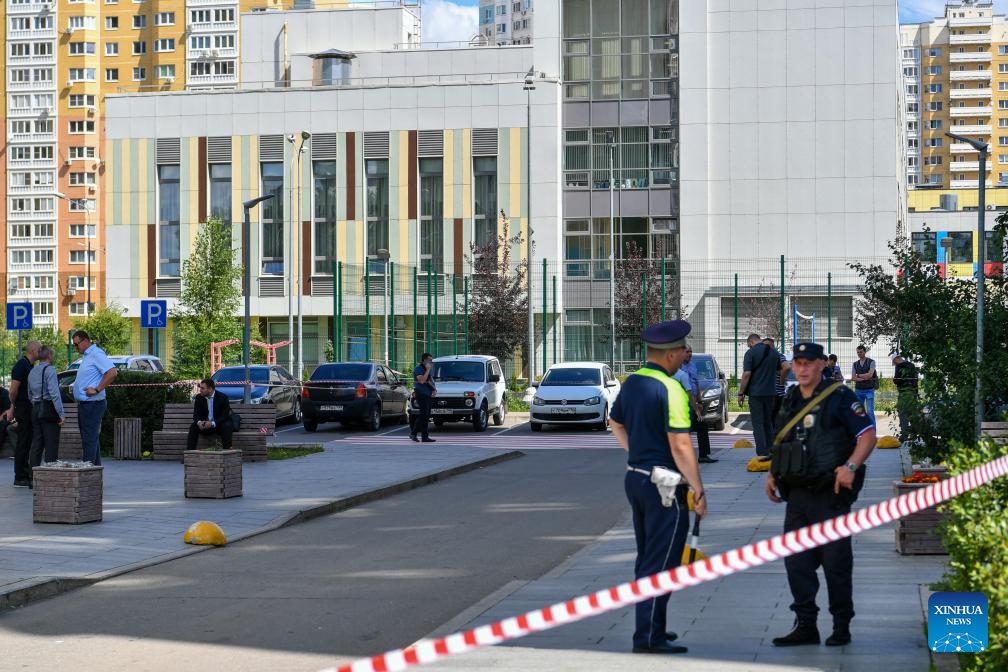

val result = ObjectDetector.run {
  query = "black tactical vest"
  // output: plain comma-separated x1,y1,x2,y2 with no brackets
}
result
778,381,853,480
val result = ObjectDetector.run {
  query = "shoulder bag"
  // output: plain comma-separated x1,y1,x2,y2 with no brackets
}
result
769,382,843,483
34,365,60,424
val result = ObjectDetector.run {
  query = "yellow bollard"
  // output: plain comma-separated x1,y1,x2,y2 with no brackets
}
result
746,457,771,472
184,521,227,546
876,435,901,449
733,439,754,449
682,545,707,564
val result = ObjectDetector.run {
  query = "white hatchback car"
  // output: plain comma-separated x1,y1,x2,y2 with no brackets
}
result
528,361,620,432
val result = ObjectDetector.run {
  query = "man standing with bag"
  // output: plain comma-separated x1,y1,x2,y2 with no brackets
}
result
738,333,785,458
409,353,436,443
850,345,877,426
5,340,40,487
609,320,707,655
765,342,876,648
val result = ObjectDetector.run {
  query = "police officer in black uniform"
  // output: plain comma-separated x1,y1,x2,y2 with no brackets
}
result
610,320,708,655
765,342,876,648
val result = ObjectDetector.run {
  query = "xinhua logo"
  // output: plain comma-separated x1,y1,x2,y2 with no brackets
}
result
928,592,988,653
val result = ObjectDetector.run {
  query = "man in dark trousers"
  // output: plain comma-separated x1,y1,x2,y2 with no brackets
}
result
765,342,876,648
187,378,234,450
891,354,919,441
5,340,40,487
610,320,708,655
738,333,785,457
409,353,436,443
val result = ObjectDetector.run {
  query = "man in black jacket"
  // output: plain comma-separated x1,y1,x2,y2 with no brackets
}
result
187,378,234,450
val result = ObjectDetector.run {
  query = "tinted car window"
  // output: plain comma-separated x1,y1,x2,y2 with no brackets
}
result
540,368,601,386
311,363,373,381
376,368,387,383
214,368,268,384
433,361,485,382
691,356,718,380
133,359,153,372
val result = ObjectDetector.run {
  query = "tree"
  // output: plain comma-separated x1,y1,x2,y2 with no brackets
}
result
72,304,132,354
850,222,1008,461
613,240,676,361
171,217,252,378
462,213,530,367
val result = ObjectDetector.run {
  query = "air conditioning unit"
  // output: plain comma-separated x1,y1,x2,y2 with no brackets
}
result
87,186,95,193
85,105,96,115
64,159,72,166
210,49,220,58
65,287,77,297
987,204,995,210
164,76,174,83
64,27,75,35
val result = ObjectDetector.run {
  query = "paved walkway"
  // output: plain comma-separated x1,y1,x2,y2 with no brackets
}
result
421,440,948,672
0,440,518,608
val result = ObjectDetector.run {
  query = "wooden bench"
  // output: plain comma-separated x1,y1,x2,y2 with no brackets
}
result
152,403,273,462
981,421,1008,443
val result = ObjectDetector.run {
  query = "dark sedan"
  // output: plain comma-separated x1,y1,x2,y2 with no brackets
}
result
690,354,729,431
301,362,410,432
211,365,303,423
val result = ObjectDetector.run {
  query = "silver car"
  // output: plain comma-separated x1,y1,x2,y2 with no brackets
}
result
528,362,620,432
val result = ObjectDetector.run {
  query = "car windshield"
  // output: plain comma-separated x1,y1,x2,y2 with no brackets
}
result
540,367,601,386
690,357,717,380
312,364,373,381
213,368,268,384
433,361,485,382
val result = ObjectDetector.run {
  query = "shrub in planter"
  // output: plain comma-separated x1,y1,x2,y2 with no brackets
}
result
99,371,193,456
938,438,1008,670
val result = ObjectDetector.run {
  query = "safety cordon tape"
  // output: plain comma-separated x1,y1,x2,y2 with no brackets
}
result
323,454,1008,672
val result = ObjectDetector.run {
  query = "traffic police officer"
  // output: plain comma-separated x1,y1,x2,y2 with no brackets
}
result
610,320,708,655
765,342,876,648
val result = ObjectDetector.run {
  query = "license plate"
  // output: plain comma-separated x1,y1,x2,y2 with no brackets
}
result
431,409,453,415
550,408,576,415
320,405,343,412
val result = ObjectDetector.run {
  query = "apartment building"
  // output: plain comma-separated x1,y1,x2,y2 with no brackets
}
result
1,0,304,331
478,0,533,46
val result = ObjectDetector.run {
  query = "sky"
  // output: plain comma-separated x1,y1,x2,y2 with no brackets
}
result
418,1,1001,44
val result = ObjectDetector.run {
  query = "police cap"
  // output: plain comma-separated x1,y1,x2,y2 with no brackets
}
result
792,342,825,361
641,320,691,350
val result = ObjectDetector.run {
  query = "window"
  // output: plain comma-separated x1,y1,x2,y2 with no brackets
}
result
497,23,506,33
69,172,96,185
946,232,973,263
907,102,919,114
190,62,211,76
154,38,174,52
69,42,96,55
133,67,145,81
1000,63,1008,73
190,35,211,49
924,156,943,165
928,83,942,93
190,9,210,23
928,66,942,75
926,138,943,148
473,157,497,248
1000,45,1008,56
69,120,95,133
158,165,180,276
1000,154,1008,164
67,195,95,209
1000,136,1008,146
260,163,284,274
927,48,941,57
912,232,937,262
214,34,234,49
69,303,95,316
213,8,234,21
155,64,175,79
927,101,943,112
213,61,235,76
33,302,54,317
986,229,1006,262
419,158,444,274
104,68,118,82
209,163,231,223
154,11,174,25
928,119,942,129
67,276,95,290
69,224,95,237
132,41,146,54
105,16,118,29
68,68,96,82
132,15,146,28
105,42,118,55
68,16,96,29
366,159,389,264
70,249,96,264
314,161,338,274
903,66,918,77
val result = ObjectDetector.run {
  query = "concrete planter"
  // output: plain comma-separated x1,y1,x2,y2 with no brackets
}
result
184,449,243,499
893,480,948,555
33,464,103,524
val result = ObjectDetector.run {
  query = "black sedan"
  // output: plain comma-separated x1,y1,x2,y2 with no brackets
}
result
690,354,729,431
211,365,303,423
301,362,410,432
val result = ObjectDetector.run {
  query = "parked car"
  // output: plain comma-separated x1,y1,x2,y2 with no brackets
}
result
210,365,302,423
528,361,619,432
689,353,729,431
409,355,507,432
301,362,410,432
67,354,166,373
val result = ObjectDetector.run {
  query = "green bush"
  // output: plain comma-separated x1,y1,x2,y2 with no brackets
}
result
938,438,1008,670
98,371,193,456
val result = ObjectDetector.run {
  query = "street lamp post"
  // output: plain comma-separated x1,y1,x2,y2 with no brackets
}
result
606,131,616,370
295,131,311,382
55,192,93,314
524,67,535,383
377,248,390,365
243,194,275,404
945,131,988,436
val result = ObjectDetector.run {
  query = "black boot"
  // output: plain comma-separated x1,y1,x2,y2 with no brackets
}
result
772,619,820,647
825,623,851,646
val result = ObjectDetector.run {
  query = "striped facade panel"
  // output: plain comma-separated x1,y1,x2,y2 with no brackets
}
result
391,130,408,265
198,137,208,224
207,136,232,163
182,138,199,260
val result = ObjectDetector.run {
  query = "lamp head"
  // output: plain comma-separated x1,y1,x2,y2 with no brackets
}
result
301,131,311,140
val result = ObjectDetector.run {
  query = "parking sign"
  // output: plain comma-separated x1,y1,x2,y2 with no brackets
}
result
6,302,32,330
141,300,168,329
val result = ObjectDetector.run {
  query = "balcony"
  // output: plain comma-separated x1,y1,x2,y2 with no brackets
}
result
950,161,981,171
8,158,56,169
949,124,991,135
8,236,56,248
8,184,56,195
9,132,57,143
187,73,237,86
951,179,993,188
949,16,994,28
950,87,991,99
950,105,992,117
951,142,981,153
188,20,237,32
10,287,58,301
8,261,56,273
950,33,992,45
950,70,992,81
949,51,992,63
187,0,238,5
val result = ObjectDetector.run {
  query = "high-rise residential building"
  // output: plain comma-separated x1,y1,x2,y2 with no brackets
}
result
478,0,533,46
1,0,324,330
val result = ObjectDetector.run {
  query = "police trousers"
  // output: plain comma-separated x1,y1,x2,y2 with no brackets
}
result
624,470,689,649
783,485,854,625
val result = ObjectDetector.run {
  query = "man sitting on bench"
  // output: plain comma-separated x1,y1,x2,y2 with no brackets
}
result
187,378,234,451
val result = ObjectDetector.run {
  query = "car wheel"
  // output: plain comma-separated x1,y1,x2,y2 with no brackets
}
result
595,404,609,431
712,406,726,432
530,421,542,432
472,403,489,432
367,403,382,432
291,398,303,424
303,419,318,433
493,396,507,426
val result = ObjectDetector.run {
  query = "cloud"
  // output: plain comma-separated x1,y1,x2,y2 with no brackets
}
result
898,0,955,24
422,0,479,45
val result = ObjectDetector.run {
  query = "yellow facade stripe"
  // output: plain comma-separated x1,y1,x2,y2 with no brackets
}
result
461,128,472,220
398,130,410,264
508,127,524,258
136,139,149,296
444,129,455,219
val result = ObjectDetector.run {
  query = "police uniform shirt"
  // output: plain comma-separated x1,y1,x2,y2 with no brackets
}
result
779,381,874,446
611,362,692,470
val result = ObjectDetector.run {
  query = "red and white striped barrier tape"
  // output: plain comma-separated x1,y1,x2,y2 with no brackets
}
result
324,454,1008,672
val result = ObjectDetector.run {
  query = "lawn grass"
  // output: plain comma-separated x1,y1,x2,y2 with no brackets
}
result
267,444,324,460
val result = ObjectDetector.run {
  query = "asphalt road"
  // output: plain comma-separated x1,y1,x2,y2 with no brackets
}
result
0,426,629,672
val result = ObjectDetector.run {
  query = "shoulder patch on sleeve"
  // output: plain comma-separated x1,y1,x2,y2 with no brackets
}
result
850,401,867,417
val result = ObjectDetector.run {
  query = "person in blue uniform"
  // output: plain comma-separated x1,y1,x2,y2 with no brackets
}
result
765,342,876,648
610,320,708,655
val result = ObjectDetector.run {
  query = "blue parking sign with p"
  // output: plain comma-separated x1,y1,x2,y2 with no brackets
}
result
141,300,168,329
6,302,32,330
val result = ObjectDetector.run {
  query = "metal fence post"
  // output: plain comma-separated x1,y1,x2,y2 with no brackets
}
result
827,271,832,354
433,267,439,357
779,254,785,347
552,273,557,366
452,273,458,355
660,257,666,321
412,266,418,365
336,261,343,361
390,261,396,370
733,272,738,383
364,269,371,362
542,258,547,375
464,275,470,355
426,265,432,354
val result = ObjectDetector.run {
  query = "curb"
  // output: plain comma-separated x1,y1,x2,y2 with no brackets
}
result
0,450,524,612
